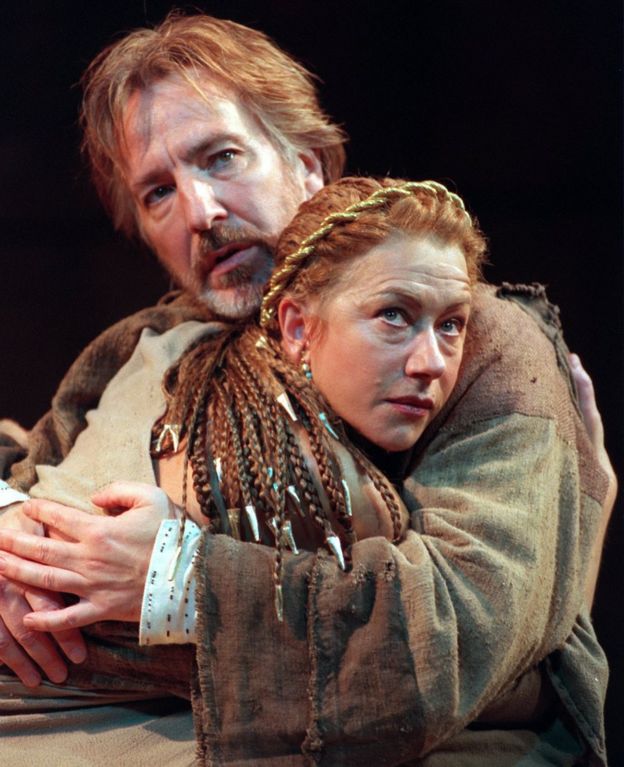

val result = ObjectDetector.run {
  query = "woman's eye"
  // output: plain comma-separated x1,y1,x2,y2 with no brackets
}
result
439,318,464,336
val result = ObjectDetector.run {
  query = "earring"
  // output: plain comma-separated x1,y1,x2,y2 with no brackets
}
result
300,345,313,380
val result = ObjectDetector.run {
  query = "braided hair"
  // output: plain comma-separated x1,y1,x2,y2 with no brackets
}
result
153,177,486,619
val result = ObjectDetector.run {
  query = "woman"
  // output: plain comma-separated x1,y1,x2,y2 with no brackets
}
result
142,175,481,627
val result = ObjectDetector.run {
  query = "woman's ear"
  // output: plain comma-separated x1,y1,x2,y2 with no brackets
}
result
278,297,310,363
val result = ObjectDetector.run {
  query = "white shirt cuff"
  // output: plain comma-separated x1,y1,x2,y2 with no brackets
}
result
139,518,201,646
0,480,29,508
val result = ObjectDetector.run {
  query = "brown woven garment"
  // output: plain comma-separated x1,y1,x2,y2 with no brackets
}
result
191,284,608,766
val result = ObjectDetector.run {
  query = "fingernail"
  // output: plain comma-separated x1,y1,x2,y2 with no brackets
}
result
68,646,87,664
48,666,68,684
569,353,580,367
22,671,42,688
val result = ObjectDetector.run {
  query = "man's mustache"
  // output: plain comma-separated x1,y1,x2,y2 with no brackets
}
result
198,224,272,256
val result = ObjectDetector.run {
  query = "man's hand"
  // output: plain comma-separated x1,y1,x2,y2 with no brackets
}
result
0,482,175,633
0,503,87,686
570,353,618,606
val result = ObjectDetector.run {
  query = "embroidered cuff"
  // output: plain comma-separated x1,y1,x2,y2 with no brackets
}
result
139,518,201,646
0,480,29,509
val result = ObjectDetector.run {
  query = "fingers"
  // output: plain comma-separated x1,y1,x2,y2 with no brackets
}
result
91,481,174,517
0,503,43,536
569,353,603,445
23,601,98,633
0,578,68,686
26,590,87,664
0,527,75,571
0,550,85,595
21,499,93,540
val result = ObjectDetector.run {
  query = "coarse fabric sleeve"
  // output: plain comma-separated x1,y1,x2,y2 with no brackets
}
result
190,284,608,766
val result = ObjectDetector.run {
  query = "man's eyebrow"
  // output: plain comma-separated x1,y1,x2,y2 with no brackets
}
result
130,134,244,194
130,171,166,196
180,134,242,163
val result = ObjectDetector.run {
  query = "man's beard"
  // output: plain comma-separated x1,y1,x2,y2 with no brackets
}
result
188,225,275,319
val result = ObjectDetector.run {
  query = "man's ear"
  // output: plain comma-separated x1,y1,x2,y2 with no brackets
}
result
296,149,324,199
278,297,310,363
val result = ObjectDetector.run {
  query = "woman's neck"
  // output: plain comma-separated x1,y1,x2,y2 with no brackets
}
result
344,425,412,488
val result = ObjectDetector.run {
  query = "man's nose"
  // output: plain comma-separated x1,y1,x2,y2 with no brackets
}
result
404,327,446,381
180,179,227,231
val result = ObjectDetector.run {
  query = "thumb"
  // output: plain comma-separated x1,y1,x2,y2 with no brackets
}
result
91,481,164,514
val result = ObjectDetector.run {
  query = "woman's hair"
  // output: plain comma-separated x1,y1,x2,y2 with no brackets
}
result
156,177,485,619
261,177,487,327
80,11,346,239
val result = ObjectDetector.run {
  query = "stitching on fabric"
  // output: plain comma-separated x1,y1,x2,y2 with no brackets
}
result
193,529,222,766
302,556,324,763
544,656,606,758
496,282,580,417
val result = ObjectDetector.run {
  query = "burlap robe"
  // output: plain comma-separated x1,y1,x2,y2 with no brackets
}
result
0,284,609,765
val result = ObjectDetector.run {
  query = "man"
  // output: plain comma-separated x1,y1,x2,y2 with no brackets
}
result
0,11,341,685
0,12,614,766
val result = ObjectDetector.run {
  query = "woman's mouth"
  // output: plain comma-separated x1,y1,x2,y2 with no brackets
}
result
386,396,435,417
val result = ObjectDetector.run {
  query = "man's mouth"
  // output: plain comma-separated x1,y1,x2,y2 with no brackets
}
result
203,241,256,277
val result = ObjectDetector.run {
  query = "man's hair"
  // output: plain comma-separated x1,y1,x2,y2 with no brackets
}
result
80,12,347,238
261,176,487,327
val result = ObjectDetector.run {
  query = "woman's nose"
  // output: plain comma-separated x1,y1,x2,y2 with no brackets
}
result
404,327,445,380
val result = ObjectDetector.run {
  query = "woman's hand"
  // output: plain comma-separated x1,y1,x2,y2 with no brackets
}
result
570,354,617,504
0,482,177,632
569,353,618,607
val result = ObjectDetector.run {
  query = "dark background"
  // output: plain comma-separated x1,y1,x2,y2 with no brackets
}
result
2,0,622,759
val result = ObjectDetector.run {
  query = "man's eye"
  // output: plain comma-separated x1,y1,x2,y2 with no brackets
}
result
144,185,173,207
209,149,239,171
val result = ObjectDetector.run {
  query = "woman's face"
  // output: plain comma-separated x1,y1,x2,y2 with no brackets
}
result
284,233,472,452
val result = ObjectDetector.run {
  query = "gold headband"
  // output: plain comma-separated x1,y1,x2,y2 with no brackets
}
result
259,180,471,327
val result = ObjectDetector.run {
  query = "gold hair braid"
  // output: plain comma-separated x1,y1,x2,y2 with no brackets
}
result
260,180,471,326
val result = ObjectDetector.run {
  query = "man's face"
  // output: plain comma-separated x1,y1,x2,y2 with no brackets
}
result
121,75,323,318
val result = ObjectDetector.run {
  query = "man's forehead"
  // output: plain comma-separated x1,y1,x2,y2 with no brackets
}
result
122,73,243,143
119,72,274,184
